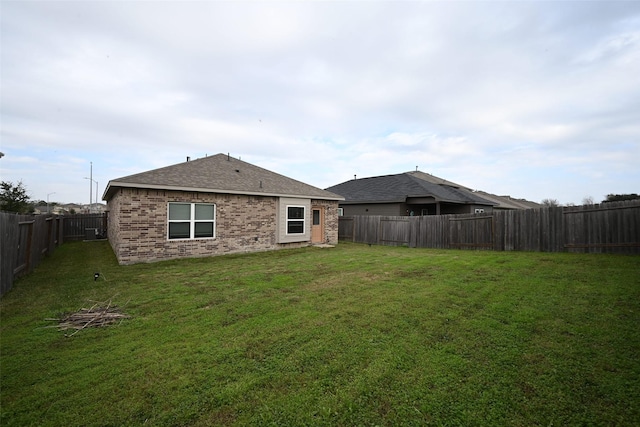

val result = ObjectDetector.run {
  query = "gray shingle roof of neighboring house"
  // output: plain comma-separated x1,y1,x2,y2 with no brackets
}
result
326,171,495,205
471,191,542,210
103,153,343,201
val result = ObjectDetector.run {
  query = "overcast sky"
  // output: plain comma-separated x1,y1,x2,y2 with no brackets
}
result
2,1,639,206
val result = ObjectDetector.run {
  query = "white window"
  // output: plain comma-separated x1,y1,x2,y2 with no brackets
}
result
168,203,216,240
338,207,344,216
286,205,305,234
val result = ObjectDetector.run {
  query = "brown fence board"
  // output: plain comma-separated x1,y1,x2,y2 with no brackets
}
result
339,200,640,255
338,216,354,242
380,217,410,246
563,201,640,254
62,214,107,241
1,213,19,296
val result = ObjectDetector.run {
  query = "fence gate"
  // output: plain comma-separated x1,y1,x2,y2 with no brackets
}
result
62,213,108,241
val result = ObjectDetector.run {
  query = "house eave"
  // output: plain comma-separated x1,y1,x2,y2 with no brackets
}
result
103,182,344,202
406,194,497,206
434,199,497,206
339,198,406,205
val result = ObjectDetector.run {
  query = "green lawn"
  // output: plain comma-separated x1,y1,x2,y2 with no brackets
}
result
1,241,639,426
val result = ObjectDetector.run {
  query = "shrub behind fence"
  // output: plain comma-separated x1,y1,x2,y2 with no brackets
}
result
339,200,640,254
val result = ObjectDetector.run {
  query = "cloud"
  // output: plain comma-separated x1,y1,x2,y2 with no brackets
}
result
1,1,638,205
576,29,640,64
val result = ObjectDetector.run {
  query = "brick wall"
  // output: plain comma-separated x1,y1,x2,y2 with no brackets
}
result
107,188,339,265
312,199,340,244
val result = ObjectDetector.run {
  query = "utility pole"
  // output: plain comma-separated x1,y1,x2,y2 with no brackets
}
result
89,162,92,213
85,166,98,214
47,192,56,214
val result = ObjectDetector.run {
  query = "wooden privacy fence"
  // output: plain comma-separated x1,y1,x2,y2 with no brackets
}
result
0,212,107,297
339,200,640,254
62,213,108,241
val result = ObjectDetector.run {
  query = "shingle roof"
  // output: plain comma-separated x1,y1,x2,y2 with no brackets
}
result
104,154,343,201
325,171,495,205
471,191,541,210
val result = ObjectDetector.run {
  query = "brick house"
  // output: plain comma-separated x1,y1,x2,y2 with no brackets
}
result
103,154,343,265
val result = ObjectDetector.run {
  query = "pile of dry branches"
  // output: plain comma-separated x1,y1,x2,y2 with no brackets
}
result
46,298,130,336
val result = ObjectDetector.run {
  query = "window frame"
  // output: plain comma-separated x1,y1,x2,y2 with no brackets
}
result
286,205,306,235
167,202,216,240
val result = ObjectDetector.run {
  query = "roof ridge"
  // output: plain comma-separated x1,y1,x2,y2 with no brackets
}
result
104,154,343,201
405,170,470,190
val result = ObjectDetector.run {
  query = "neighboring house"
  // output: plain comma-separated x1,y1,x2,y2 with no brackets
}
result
471,191,541,210
326,171,496,216
33,203,105,215
86,203,107,214
103,154,343,265
61,203,84,214
33,205,68,215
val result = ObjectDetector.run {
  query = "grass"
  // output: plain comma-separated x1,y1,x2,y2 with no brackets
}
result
1,241,639,426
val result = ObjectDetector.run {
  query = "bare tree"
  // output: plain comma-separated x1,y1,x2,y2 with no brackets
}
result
541,198,560,207
582,196,595,205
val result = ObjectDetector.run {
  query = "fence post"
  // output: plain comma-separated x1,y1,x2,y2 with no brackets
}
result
14,219,35,277
349,216,357,243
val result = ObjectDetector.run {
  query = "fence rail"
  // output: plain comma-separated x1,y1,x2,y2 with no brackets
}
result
339,200,640,254
1,212,107,296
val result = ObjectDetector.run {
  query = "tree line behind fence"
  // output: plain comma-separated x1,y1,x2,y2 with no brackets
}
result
339,200,640,254
0,213,107,297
